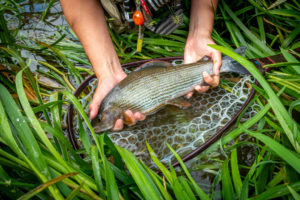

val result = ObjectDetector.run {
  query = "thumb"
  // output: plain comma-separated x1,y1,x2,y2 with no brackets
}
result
212,51,222,75
89,86,105,119
184,54,194,64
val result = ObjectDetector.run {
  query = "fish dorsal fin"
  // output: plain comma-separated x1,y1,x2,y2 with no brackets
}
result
134,60,172,71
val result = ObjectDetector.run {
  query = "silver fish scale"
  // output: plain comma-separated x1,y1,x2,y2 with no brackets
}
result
74,62,258,169
107,62,213,113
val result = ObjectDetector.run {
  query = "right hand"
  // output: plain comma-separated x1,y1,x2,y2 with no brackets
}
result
89,72,146,131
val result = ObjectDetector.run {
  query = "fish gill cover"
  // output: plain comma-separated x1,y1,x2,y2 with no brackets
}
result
72,60,260,168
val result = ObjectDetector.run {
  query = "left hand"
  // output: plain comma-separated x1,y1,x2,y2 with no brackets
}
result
184,35,222,98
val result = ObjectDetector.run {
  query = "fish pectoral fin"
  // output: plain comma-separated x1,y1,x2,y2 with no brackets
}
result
134,60,172,71
166,99,191,108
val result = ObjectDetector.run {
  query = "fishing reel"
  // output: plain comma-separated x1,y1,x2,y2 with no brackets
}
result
122,0,184,35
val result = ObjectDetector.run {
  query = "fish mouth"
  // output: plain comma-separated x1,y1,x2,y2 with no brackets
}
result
93,123,113,134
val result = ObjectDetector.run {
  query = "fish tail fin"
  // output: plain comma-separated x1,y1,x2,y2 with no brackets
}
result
220,47,251,75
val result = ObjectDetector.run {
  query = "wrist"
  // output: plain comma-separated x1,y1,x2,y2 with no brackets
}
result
94,59,126,82
187,30,212,47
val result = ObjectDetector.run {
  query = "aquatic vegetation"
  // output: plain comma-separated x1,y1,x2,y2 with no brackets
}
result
0,0,299,199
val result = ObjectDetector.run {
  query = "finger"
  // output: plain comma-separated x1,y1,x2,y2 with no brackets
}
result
212,52,222,75
184,55,194,64
211,75,220,87
112,119,124,131
186,91,193,99
195,85,209,93
89,86,104,119
184,48,199,64
134,112,146,121
204,70,220,88
203,71,214,85
123,110,136,126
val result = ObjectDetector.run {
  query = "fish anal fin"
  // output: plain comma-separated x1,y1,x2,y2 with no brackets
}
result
134,60,172,71
167,99,191,108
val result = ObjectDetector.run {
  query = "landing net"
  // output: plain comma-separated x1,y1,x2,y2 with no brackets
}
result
69,59,259,167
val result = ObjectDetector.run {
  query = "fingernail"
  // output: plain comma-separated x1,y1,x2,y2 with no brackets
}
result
195,85,201,90
203,71,209,77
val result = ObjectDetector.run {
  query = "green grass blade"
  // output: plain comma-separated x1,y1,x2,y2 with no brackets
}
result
103,134,124,171
210,44,300,153
267,168,284,187
280,48,300,74
32,100,66,113
178,176,197,200
256,8,266,44
146,142,173,185
0,84,50,176
78,116,92,156
167,144,209,200
62,91,101,153
263,62,300,68
282,26,300,48
0,88,63,198
230,147,242,197
287,185,300,200
65,181,85,200
39,122,86,167
1,47,52,123
17,172,78,200
142,163,173,200
249,182,300,200
244,129,300,174
98,135,120,200
173,179,190,200
39,43,82,85
116,146,162,200
222,1,275,56
15,70,97,198
91,146,105,199
16,70,65,167
221,158,235,200
220,6,240,48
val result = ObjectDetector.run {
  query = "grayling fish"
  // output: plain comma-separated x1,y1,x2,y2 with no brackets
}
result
95,47,249,133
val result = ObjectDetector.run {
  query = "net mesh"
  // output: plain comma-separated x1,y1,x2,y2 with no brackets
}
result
73,60,259,167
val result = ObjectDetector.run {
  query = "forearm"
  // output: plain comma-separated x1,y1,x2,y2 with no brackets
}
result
60,0,124,80
189,0,218,38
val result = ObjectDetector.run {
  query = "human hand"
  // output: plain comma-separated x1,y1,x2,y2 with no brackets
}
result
184,35,222,98
89,71,146,131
